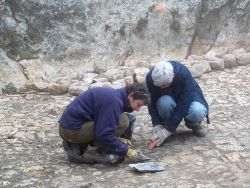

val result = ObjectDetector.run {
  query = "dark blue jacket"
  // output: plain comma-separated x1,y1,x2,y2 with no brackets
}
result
58,87,132,156
146,61,209,132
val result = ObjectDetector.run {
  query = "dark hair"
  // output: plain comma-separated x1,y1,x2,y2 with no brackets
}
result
126,83,150,105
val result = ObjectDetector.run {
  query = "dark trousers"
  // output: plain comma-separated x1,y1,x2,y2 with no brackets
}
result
59,113,129,143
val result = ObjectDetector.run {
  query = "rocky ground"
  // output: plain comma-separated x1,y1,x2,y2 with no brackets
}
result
0,64,250,188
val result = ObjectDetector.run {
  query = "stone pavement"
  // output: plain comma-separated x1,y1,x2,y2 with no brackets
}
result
0,65,250,188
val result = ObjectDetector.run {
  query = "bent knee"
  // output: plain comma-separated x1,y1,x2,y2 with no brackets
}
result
188,102,207,122
156,95,176,110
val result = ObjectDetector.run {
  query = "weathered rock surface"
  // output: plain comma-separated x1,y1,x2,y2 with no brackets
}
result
1,0,250,64
1,0,250,94
0,64,250,187
1,48,250,95
1,1,250,186
0,49,27,94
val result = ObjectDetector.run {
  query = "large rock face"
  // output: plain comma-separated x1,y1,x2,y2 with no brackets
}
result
0,0,249,65
0,0,250,94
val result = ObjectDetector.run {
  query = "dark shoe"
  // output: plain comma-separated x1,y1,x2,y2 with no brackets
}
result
63,141,123,165
62,141,95,164
184,119,206,137
68,153,96,164
191,125,206,137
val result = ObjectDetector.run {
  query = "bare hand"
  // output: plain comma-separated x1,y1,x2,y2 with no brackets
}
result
155,3,167,16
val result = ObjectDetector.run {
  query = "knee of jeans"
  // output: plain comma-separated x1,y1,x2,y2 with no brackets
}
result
188,106,207,122
156,95,176,112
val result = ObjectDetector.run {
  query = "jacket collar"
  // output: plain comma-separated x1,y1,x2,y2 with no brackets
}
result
116,87,133,112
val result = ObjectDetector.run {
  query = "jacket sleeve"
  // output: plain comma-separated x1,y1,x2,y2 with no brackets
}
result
163,70,195,132
94,101,128,157
146,72,162,126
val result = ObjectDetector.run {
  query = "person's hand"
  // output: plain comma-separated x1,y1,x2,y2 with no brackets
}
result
152,124,163,134
148,125,164,149
126,148,151,162
151,125,171,147
126,148,139,162
155,3,167,16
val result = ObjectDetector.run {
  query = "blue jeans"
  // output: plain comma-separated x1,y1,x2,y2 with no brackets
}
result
156,95,207,127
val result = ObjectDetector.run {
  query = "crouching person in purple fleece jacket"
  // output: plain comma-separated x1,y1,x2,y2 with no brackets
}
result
58,83,150,165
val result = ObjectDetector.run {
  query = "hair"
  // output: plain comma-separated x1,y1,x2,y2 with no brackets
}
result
126,82,150,105
152,61,174,87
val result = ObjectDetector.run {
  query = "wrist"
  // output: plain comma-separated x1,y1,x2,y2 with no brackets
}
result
162,124,175,134
163,128,171,136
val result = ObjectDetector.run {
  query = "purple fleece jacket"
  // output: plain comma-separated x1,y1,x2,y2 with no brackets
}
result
58,87,132,156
